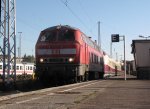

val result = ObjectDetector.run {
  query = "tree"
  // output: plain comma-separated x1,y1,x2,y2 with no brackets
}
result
22,54,35,63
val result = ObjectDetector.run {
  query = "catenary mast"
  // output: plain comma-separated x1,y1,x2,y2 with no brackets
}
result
0,0,16,85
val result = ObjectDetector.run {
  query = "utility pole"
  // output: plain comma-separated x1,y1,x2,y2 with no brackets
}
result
123,36,126,80
0,0,16,86
98,21,101,50
110,41,112,57
116,52,118,61
18,32,22,62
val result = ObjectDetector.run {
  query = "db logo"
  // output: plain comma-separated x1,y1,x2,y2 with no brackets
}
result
52,49,60,54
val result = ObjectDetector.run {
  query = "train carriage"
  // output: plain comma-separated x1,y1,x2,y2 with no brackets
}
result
103,52,122,77
0,62,34,77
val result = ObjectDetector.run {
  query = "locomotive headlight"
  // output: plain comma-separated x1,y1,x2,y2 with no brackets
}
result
69,58,74,62
40,58,44,63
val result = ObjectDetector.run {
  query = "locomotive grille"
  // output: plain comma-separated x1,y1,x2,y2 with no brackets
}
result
49,58,64,62
44,58,69,63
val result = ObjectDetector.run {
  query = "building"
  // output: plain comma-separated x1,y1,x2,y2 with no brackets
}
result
131,40,150,79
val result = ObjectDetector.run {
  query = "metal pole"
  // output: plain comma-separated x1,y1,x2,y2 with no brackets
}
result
24,63,25,78
116,52,118,61
98,21,101,50
110,41,112,58
1,0,16,86
123,36,126,80
14,0,16,82
18,32,22,62
7,0,11,84
2,0,4,83
2,0,7,84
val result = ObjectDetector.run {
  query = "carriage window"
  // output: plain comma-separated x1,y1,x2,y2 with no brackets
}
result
20,66,23,70
16,66,19,70
89,53,91,63
92,53,94,63
98,57,101,63
0,65,2,69
30,66,33,70
12,66,14,70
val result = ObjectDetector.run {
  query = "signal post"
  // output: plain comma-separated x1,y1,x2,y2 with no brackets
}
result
111,34,126,80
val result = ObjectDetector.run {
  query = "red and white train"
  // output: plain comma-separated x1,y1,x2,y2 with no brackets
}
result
103,52,122,77
35,25,122,83
0,62,34,76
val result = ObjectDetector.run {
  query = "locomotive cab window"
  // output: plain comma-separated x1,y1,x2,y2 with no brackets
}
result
40,30,74,41
40,31,57,41
58,30,75,41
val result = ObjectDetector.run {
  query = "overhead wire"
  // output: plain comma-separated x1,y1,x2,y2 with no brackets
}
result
77,0,109,54
78,0,97,37
16,17,42,56
59,0,95,37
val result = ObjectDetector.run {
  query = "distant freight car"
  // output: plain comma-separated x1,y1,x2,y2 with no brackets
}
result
131,40,150,79
35,25,122,84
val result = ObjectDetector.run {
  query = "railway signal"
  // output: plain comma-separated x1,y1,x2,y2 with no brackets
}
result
111,34,120,42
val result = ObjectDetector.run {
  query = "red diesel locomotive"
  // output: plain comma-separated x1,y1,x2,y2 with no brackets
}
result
35,25,104,83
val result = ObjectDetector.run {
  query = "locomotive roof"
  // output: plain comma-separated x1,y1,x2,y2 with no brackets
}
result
41,25,105,53
43,25,80,31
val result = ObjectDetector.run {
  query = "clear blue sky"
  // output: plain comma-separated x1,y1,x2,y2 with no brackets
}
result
16,0,150,61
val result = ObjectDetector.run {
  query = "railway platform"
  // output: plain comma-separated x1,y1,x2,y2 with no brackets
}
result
71,74,150,109
0,74,150,109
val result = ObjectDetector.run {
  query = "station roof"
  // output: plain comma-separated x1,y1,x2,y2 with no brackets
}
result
131,40,150,53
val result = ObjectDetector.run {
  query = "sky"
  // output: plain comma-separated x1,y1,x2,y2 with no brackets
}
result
16,0,150,61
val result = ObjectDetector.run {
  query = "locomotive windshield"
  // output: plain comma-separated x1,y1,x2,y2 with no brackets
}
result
40,29,75,42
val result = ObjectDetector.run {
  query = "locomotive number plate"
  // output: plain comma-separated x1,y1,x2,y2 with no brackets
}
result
52,49,60,54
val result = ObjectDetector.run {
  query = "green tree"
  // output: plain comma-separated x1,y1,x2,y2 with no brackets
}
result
22,54,35,63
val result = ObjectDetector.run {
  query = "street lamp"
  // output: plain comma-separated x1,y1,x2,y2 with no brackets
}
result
139,35,150,40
